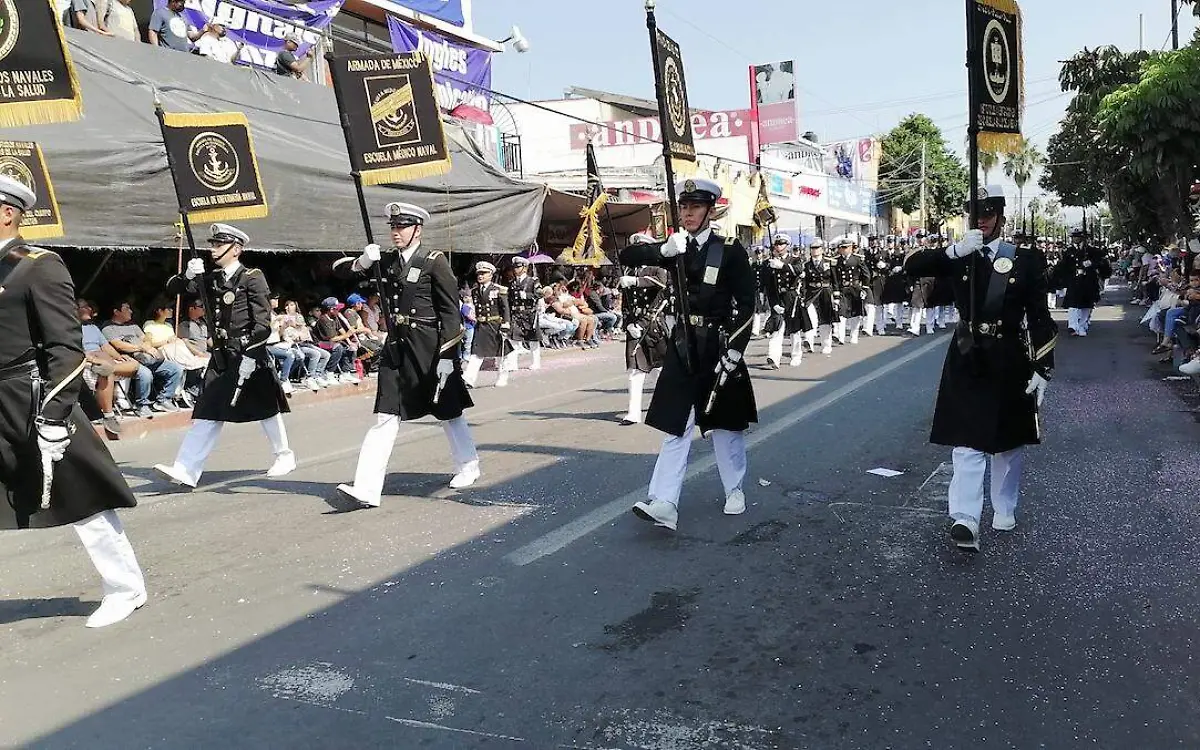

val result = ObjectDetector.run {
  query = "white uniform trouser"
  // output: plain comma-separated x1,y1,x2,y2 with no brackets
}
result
948,446,1024,523
908,307,938,335
349,414,478,505
752,312,767,337
1047,292,1057,310
834,319,846,343
767,331,803,365
1068,307,1093,334
648,409,746,507
626,368,658,421
463,354,511,386
73,509,145,600
861,304,877,334
169,415,290,485
844,316,861,343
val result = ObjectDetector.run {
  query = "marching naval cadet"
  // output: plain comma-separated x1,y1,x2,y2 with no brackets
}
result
155,224,295,489
763,233,810,368
804,238,837,355
506,257,543,371
832,236,871,345
616,233,671,425
463,261,513,388
333,202,480,508
0,176,147,628
878,235,910,333
750,246,770,338
1052,227,1112,337
864,235,888,336
619,179,757,531
903,185,1057,552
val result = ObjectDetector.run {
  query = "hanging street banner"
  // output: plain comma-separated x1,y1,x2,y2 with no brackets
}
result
160,111,269,223
328,53,451,185
157,0,346,71
392,0,464,28
386,16,493,123
0,140,63,239
653,29,696,165
969,0,1024,152
750,60,798,148
0,0,81,127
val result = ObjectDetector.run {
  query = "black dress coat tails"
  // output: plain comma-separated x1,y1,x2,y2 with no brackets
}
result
507,274,541,343
1051,243,1112,309
620,232,758,437
0,241,137,530
624,266,671,373
904,242,1057,455
471,282,512,359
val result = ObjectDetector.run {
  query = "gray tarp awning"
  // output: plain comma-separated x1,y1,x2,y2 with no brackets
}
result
5,30,557,254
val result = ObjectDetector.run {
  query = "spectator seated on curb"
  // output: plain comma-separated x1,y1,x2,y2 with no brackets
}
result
584,280,619,339
564,280,600,348
144,299,209,374
77,299,138,434
279,299,332,390
313,297,360,384
266,295,299,395
102,300,184,416
344,292,383,368
538,285,579,349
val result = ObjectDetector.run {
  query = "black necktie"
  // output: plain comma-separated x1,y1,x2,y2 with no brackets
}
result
687,238,699,255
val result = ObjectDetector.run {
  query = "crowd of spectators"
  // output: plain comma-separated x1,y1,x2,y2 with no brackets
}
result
1130,244,1200,376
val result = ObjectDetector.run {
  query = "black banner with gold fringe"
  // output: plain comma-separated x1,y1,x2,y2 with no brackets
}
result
0,0,82,127
159,111,269,223
0,139,62,239
968,0,1023,153
328,53,451,186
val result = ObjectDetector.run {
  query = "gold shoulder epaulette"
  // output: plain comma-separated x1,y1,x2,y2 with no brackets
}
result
725,236,736,246
428,251,444,261
25,249,50,260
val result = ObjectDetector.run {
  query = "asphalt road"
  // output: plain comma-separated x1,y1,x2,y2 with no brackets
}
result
4,293,1200,750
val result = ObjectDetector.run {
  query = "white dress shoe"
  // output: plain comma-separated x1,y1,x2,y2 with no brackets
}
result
991,513,1017,531
789,357,802,368
449,461,481,489
950,517,981,552
723,488,746,515
86,591,147,628
632,499,678,530
821,343,833,356
153,463,198,488
266,450,297,477
618,414,640,426
335,483,380,508
281,381,294,395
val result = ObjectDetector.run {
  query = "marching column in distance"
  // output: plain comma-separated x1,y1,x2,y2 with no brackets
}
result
763,234,810,369
463,261,513,388
832,236,871,345
879,235,911,333
334,202,479,508
506,257,542,371
750,247,770,337
620,179,757,531
155,224,295,489
803,239,837,355
903,185,1057,552
1052,227,1111,337
617,232,671,426
0,176,146,628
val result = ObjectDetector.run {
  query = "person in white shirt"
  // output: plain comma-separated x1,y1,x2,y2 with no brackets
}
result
196,22,241,64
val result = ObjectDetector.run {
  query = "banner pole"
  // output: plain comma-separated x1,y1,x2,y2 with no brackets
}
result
645,5,694,375
964,0,980,337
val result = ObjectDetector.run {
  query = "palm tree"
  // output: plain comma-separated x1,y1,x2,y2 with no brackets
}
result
979,147,1000,185
1003,139,1044,231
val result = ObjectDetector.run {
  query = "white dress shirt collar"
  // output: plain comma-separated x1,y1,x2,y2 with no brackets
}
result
221,260,243,280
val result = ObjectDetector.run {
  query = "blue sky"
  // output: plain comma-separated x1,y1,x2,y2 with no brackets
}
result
473,0,1196,202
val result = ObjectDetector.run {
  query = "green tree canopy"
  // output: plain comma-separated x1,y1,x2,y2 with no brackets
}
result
879,114,968,231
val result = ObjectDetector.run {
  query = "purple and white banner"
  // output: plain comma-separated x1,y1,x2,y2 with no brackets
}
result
158,0,345,70
392,0,465,27
387,16,493,123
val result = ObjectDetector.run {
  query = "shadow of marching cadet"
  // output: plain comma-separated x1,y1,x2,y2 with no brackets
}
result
0,597,98,625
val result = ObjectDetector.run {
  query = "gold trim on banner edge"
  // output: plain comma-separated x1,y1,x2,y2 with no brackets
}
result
161,111,250,128
975,0,1025,143
359,158,453,186
0,0,86,127
187,204,270,223
21,224,65,240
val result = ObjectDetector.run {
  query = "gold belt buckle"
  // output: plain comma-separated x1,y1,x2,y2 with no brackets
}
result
977,322,993,334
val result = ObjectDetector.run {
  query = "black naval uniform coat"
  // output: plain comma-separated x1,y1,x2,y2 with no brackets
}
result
750,260,770,314
804,257,838,325
1051,244,1111,309
624,266,671,373
471,281,512,359
905,242,1057,455
166,263,288,423
832,252,871,318
865,248,887,305
507,274,541,343
334,247,472,421
880,249,912,305
0,241,137,530
764,257,811,335
620,232,758,437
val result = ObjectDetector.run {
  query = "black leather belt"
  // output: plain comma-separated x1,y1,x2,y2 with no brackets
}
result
687,315,721,327
959,321,1004,337
0,358,37,382
393,314,436,327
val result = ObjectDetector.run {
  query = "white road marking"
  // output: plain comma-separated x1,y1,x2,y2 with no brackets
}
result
505,335,949,566
385,716,526,742
402,677,481,695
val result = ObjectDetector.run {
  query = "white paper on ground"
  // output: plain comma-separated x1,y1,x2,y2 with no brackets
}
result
867,468,904,478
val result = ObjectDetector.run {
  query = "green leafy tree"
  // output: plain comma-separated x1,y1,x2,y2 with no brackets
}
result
880,114,968,231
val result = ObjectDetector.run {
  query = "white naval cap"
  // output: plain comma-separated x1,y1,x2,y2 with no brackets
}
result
474,260,497,273
385,201,430,226
836,235,855,248
772,232,791,245
809,237,826,249
511,255,529,267
209,223,249,245
0,175,36,212
976,184,1006,202
674,177,722,203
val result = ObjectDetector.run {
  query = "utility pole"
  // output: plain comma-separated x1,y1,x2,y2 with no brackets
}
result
1172,0,1180,50
1139,13,1145,51
919,141,928,232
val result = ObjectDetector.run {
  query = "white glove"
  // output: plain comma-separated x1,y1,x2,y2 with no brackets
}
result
185,258,205,280
661,233,689,258
877,261,887,270
1083,260,1093,268
500,322,510,331
237,356,257,381
1024,372,1049,408
36,423,70,462
947,229,984,259
716,348,742,374
619,275,638,288
892,266,903,274
436,359,455,378
769,258,784,269
358,243,381,268
772,304,785,314
626,323,643,338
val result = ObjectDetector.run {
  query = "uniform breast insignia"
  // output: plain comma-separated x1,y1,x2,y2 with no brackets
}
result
702,266,719,285
993,257,1014,274
406,267,421,283
222,291,236,304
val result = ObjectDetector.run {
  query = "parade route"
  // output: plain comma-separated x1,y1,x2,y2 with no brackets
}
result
5,299,1200,749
